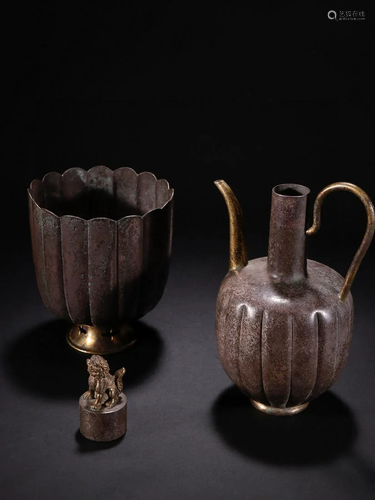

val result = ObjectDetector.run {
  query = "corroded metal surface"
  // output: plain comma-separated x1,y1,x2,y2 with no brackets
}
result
215,181,374,414
216,256,354,409
80,393,127,442
28,166,174,352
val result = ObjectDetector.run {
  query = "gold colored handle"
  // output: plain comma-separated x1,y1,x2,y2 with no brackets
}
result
306,182,375,301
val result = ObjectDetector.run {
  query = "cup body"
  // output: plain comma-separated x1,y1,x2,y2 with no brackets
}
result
28,166,174,329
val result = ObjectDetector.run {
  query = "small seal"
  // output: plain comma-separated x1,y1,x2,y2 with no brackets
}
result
79,355,127,441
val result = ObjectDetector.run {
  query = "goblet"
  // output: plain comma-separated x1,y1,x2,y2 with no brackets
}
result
28,165,174,354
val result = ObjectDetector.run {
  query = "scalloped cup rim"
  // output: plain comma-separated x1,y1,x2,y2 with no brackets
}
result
28,166,174,222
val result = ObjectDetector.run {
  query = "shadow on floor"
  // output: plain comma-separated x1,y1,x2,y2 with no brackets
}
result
75,429,125,453
4,319,163,400
211,385,357,466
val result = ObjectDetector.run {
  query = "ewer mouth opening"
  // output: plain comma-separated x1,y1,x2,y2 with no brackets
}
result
28,166,174,222
273,184,310,198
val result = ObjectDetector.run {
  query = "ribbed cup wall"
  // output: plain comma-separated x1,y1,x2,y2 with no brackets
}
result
28,166,174,326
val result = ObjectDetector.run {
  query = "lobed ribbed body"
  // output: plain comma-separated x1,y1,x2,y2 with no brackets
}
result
28,166,174,327
216,259,354,408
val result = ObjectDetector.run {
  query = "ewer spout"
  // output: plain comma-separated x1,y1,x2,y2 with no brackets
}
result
214,180,247,271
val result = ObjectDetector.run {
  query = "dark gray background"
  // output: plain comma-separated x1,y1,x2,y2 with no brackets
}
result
2,3,375,499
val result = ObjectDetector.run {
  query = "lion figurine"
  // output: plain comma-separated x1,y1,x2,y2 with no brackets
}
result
83,355,126,411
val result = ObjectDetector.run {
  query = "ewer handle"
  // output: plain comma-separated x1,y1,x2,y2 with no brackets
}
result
306,182,375,301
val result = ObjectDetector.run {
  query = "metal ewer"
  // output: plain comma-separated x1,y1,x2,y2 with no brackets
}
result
28,166,174,354
215,180,374,416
